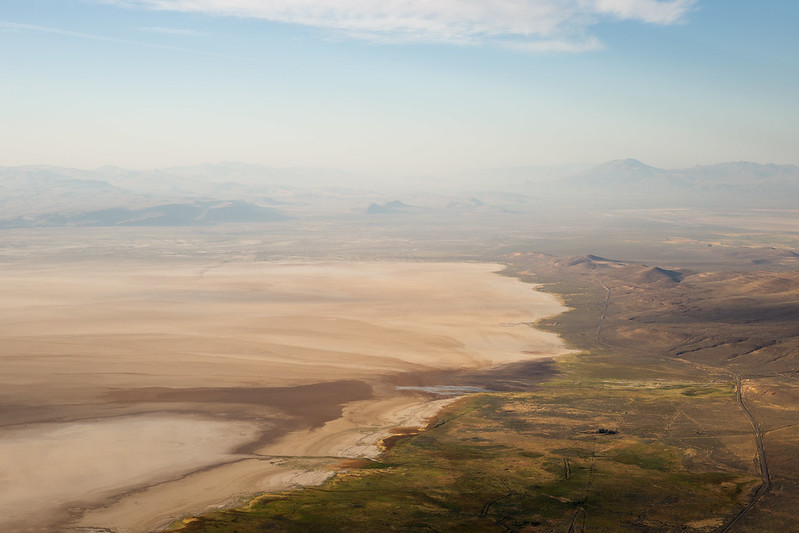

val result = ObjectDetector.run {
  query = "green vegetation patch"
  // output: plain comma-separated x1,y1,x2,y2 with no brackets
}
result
611,443,678,471
174,390,757,533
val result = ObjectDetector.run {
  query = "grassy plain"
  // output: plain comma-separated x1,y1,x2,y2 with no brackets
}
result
176,384,758,532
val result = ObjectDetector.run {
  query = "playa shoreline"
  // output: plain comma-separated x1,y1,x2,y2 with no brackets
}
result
0,260,572,532
71,359,562,533
71,386,467,533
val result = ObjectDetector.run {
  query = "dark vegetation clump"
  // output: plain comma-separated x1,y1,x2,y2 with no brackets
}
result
596,428,618,435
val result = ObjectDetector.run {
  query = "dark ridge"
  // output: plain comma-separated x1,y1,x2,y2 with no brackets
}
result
684,301,799,324
561,254,623,268
648,266,683,283
563,256,595,267
586,254,621,263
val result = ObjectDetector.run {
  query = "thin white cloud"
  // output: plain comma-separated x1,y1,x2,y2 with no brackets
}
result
593,0,696,25
504,36,605,53
137,26,204,36
0,20,241,59
101,0,696,51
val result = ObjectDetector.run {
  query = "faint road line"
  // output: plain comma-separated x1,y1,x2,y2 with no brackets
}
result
592,276,611,345
717,375,772,532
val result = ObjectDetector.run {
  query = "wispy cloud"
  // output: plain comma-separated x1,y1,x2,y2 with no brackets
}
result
593,0,696,24
100,0,697,51
137,26,205,36
0,20,239,59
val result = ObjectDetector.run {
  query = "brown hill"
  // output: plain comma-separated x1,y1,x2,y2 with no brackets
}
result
509,251,799,374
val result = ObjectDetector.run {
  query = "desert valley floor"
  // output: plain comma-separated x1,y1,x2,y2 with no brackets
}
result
0,260,571,532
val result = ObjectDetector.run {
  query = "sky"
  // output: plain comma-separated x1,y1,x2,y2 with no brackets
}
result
1,1,797,176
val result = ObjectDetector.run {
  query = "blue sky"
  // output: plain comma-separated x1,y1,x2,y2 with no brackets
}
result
1,1,797,176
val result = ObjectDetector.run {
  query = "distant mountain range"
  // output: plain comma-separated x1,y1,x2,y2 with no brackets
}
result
560,159,799,205
0,163,364,226
0,200,287,229
366,200,418,215
0,159,796,227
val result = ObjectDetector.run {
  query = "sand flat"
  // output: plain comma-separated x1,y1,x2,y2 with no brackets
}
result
0,415,260,531
0,260,571,531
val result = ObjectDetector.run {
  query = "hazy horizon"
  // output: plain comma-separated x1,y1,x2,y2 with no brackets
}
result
2,1,798,177
3,156,798,175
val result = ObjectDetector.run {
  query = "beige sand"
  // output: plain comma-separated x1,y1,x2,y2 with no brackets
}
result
73,395,459,533
0,415,260,531
72,458,338,533
0,260,570,532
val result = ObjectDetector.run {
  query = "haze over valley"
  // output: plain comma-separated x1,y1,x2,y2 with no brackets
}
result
1,156,797,531
2,0,798,531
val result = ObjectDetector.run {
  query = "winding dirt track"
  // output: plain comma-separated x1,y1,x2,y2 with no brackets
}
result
717,375,772,533
593,277,611,345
